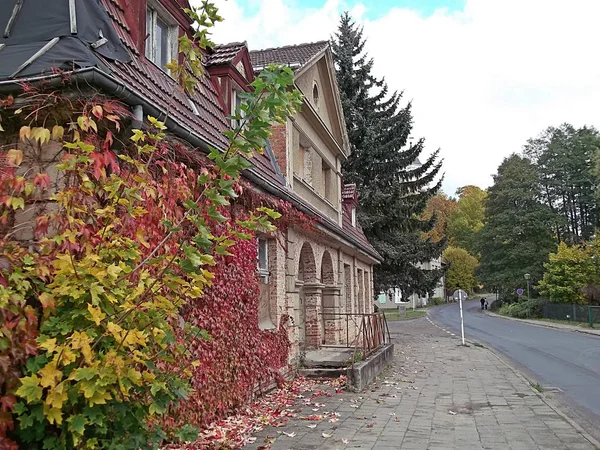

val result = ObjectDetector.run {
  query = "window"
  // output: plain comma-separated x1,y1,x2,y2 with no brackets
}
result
145,5,177,71
312,82,319,106
257,237,269,283
322,161,334,203
231,90,246,129
295,144,305,177
351,207,356,227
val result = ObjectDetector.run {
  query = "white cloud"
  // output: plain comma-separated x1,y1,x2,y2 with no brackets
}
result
208,0,600,195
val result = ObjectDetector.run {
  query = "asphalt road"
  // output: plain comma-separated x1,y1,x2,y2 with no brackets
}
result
428,299,600,433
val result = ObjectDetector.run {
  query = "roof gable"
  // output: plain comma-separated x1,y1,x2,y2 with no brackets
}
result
250,41,350,157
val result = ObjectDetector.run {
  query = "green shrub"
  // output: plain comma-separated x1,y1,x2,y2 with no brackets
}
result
430,297,445,306
499,298,544,319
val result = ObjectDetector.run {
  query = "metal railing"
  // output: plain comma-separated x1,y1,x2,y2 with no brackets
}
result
319,310,391,358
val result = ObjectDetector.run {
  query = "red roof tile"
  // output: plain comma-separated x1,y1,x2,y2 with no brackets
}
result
205,42,246,66
99,0,229,150
342,183,357,202
249,41,329,71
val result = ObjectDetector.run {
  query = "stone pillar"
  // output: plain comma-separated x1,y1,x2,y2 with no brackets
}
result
303,282,324,350
322,286,342,345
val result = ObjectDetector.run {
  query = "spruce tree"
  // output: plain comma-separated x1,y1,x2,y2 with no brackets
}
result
331,13,444,297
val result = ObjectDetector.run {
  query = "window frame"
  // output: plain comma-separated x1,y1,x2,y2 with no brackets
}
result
257,237,269,283
145,2,178,73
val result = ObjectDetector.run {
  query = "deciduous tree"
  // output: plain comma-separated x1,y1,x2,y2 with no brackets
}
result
477,155,557,299
447,185,486,254
443,246,478,293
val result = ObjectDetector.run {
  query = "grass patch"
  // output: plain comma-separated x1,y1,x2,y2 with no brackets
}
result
531,382,544,393
536,318,593,328
383,309,427,321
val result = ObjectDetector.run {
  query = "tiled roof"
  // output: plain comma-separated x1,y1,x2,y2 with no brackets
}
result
342,183,357,201
249,41,329,71
205,42,246,66
0,0,377,260
341,203,379,257
100,0,229,150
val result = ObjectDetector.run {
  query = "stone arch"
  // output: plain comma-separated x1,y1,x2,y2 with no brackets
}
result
297,241,318,350
298,241,317,283
320,250,335,285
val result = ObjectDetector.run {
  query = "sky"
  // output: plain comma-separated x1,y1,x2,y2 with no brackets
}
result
207,0,600,196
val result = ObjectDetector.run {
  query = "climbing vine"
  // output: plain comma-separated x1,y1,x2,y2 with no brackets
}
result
0,4,303,448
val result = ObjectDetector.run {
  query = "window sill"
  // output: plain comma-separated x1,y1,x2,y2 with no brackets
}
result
293,175,337,207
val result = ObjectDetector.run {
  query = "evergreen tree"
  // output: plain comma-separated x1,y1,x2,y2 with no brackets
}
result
331,13,444,297
477,154,557,299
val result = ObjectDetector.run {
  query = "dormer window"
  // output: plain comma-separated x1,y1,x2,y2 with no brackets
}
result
231,90,246,129
145,2,177,71
351,207,356,227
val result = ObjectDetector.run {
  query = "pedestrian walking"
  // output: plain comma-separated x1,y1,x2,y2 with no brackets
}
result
484,300,488,310
480,297,485,310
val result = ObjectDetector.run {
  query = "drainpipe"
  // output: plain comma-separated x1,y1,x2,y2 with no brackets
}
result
132,104,143,123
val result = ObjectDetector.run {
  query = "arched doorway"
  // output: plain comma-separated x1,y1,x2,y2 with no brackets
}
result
321,251,335,344
297,242,316,350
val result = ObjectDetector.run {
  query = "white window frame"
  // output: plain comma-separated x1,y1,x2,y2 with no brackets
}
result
145,1,178,72
257,237,269,283
231,89,247,129
351,207,356,227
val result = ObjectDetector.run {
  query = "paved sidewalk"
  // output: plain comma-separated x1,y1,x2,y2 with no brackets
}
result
485,310,600,337
245,318,597,450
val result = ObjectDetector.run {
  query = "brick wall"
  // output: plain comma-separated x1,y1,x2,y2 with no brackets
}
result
269,124,287,177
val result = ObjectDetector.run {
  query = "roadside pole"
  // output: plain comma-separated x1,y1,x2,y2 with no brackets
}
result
459,291,465,345
452,289,467,345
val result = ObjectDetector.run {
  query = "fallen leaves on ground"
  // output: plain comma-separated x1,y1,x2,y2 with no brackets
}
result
165,375,346,449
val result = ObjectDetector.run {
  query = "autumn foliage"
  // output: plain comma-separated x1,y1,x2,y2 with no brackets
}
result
0,61,301,450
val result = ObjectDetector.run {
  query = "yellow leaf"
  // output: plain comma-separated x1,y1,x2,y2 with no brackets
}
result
59,347,77,365
81,343,93,364
136,229,150,248
19,126,31,141
6,149,23,166
44,405,63,425
106,264,122,278
39,338,57,354
77,116,87,131
45,381,68,409
88,389,111,406
39,361,63,389
16,375,43,402
30,127,51,144
87,304,105,326
107,322,123,340
52,125,64,140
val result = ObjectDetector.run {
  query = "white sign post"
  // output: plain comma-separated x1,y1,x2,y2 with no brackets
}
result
452,289,467,345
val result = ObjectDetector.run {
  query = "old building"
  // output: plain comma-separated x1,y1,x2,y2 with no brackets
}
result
0,0,380,366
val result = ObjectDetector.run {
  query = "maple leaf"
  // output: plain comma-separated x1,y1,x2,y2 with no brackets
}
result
87,304,105,326
39,361,63,389
16,375,42,402
44,405,63,425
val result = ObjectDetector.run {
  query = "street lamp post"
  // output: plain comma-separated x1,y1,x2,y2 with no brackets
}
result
524,273,531,299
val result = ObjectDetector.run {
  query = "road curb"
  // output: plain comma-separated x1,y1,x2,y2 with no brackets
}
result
484,310,600,338
427,311,600,449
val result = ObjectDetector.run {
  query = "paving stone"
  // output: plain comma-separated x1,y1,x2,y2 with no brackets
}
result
244,318,596,450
